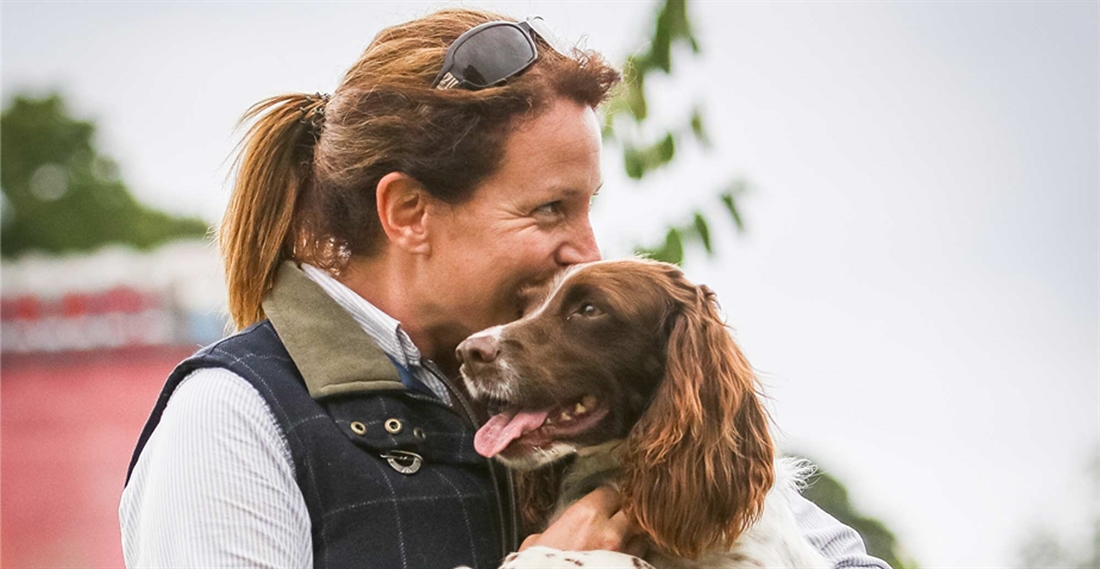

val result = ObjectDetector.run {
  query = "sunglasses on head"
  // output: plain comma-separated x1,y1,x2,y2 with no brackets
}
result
432,16,567,90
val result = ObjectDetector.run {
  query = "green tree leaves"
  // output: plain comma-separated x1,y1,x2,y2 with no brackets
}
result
603,0,745,265
1,94,208,258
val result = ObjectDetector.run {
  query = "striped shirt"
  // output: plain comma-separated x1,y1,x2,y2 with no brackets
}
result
119,265,889,568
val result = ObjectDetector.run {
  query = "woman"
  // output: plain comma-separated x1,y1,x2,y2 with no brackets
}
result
120,8,886,569
121,9,632,568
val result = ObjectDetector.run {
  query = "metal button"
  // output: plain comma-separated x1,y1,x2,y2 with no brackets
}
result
349,421,367,436
381,450,422,474
384,418,403,434
413,427,426,440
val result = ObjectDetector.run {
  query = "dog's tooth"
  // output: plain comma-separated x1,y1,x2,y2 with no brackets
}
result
574,402,586,415
582,395,597,408
544,416,554,425
560,411,572,422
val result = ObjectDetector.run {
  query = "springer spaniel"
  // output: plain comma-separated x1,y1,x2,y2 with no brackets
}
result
456,259,829,569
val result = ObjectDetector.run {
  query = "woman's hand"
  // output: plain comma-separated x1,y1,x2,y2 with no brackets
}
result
519,486,648,558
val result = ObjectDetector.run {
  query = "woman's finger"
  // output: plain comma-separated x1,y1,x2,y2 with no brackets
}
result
570,485,622,518
604,509,639,549
519,533,541,551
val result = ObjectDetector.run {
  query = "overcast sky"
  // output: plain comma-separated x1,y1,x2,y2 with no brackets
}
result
4,1,1098,566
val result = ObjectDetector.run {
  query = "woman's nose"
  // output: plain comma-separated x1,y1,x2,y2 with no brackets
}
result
556,219,600,266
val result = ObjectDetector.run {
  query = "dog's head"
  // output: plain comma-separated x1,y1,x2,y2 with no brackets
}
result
459,259,674,468
457,258,775,558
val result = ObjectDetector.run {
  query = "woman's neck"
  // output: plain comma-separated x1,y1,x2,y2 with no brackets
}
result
337,256,460,377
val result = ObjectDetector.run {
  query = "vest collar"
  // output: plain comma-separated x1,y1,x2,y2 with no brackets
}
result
262,261,405,399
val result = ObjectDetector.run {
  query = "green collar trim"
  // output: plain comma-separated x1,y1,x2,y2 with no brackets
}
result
261,261,405,399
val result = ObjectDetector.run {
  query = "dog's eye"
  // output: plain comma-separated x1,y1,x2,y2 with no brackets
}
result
576,303,602,318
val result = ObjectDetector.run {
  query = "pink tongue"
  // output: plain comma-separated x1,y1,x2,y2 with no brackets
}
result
474,409,551,458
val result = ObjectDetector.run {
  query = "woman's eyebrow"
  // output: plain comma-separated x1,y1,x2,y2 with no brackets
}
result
551,182,603,199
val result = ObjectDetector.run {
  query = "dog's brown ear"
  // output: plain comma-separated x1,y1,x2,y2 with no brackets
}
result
620,283,774,559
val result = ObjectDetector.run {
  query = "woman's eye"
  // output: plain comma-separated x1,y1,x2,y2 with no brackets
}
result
533,201,563,217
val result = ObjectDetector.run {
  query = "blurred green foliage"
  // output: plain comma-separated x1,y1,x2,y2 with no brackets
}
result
1,94,208,258
602,0,746,264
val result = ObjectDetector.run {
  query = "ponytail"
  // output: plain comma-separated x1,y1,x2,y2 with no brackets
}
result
220,93,325,330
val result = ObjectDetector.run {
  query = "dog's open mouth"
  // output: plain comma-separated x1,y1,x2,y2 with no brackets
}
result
473,394,609,458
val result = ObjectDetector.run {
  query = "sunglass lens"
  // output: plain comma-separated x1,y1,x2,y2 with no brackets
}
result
451,25,536,88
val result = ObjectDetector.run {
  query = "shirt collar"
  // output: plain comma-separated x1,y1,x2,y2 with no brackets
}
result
299,263,423,370
262,261,404,398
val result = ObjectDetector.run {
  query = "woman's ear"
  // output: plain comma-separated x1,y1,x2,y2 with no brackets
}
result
375,172,431,255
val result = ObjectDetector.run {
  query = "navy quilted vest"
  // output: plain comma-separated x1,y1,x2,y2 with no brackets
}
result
126,263,516,569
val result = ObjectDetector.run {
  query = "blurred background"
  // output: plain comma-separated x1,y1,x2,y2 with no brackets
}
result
2,1,1097,567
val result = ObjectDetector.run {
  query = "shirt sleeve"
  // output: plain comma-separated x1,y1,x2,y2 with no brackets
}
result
119,367,313,568
791,491,892,569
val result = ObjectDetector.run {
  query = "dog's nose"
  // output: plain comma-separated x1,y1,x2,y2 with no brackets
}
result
456,333,500,365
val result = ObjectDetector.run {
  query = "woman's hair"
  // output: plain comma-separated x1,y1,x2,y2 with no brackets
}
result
220,8,620,330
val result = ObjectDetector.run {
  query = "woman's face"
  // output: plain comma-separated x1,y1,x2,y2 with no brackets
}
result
424,98,603,344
